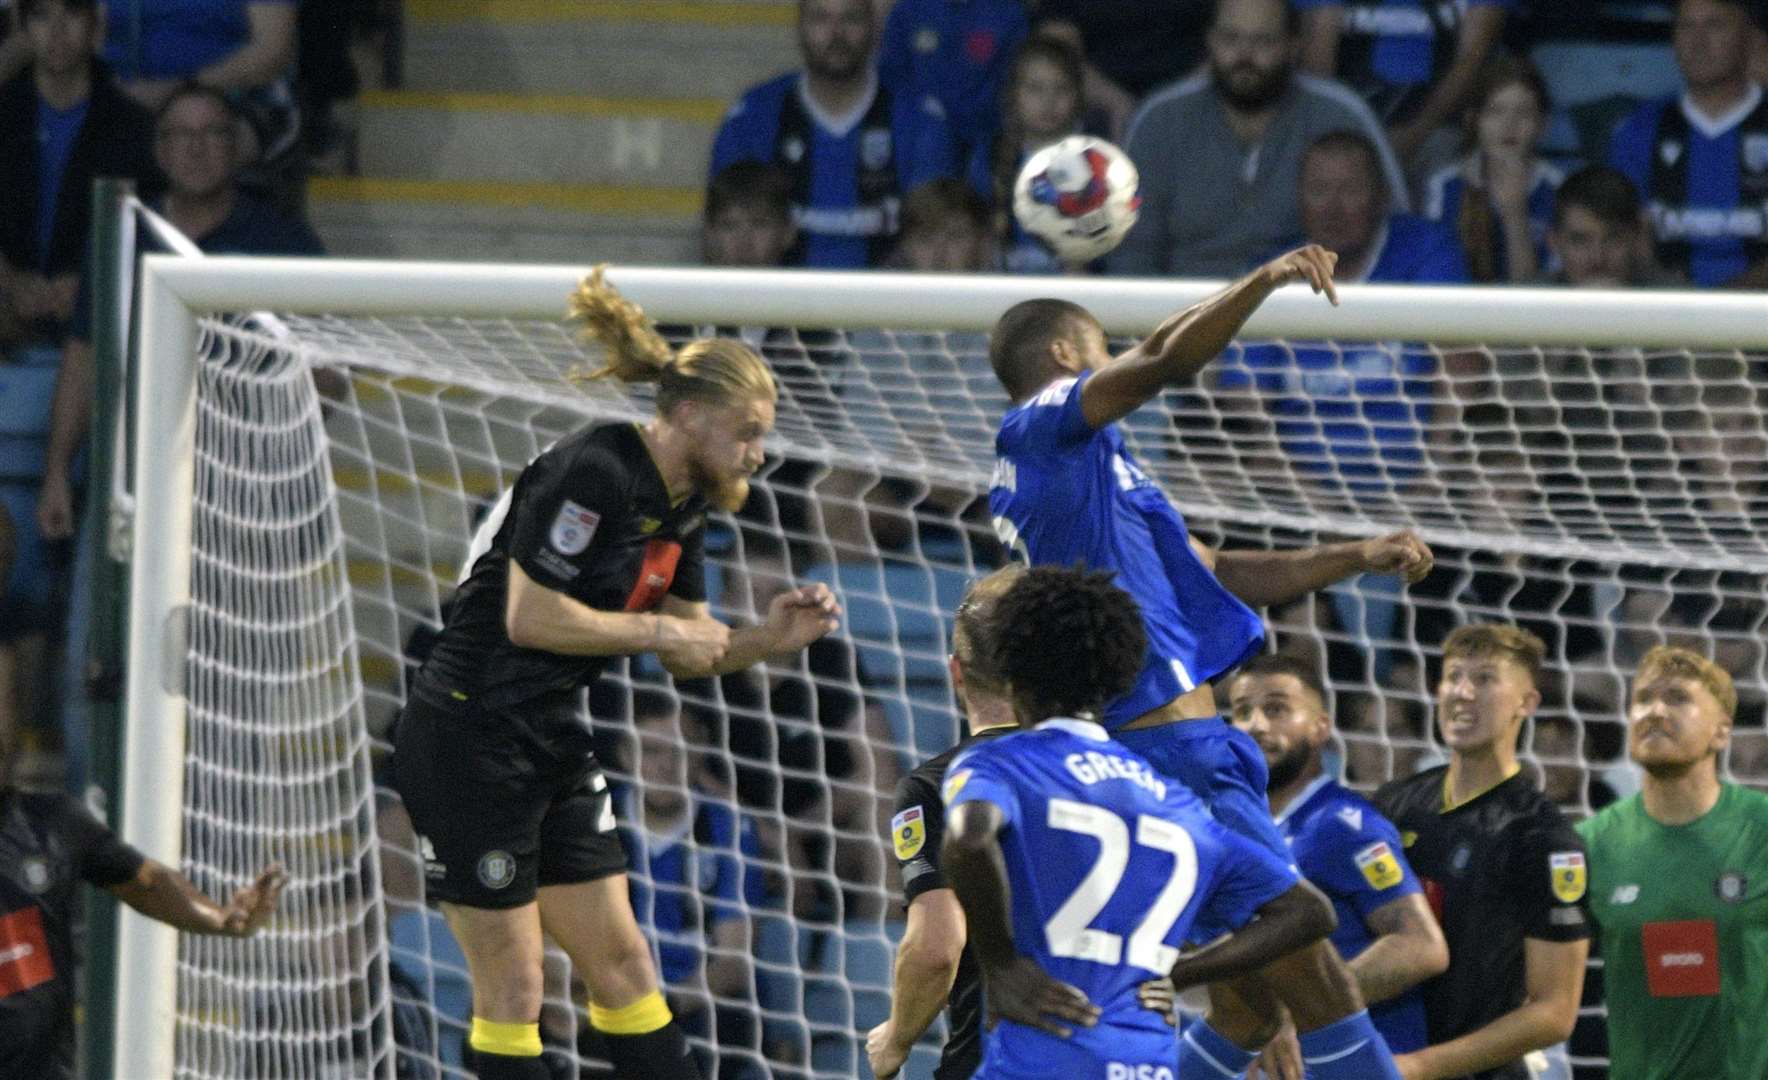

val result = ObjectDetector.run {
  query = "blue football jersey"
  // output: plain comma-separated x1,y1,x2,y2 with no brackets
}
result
946,719,1298,1078
989,372,1265,728
1275,776,1428,1053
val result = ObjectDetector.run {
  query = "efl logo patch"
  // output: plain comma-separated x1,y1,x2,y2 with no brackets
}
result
1643,919,1721,998
1550,851,1587,903
548,501,600,556
0,907,56,998
1354,841,1405,891
943,769,972,804
892,806,926,861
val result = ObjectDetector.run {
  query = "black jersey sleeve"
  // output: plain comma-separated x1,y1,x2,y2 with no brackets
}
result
668,517,707,604
507,444,633,603
53,795,147,888
1515,812,1592,942
891,773,948,904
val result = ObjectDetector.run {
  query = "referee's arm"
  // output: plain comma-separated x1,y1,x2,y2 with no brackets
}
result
1397,936,1587,1080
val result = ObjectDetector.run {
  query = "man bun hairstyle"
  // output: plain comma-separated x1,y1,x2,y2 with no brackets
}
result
983,565,1147,720
568,265,777,414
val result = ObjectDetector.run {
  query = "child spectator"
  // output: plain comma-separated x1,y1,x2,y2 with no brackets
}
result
701,162,799,269
1423,55,1563,283
889,179,993,271
969,36,1085,274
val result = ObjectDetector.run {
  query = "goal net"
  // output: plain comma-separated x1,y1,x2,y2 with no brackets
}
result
119,256,1768,1079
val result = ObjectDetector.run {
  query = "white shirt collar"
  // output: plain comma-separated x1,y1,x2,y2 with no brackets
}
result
1680,83,1764,140
1273,772,1335,827
1036,717,1110,741
797,68,880,138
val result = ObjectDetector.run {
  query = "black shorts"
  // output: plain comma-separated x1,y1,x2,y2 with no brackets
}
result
390,693,627,909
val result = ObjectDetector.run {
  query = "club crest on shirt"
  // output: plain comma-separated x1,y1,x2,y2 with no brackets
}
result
892,805,926,860
549,501,600,556
1550,851,1587,903
638,517,662,535
1715,871,1749,904
1746,134,1768,173
1354,841,1405,890
862,129,893,171
21,857,48,894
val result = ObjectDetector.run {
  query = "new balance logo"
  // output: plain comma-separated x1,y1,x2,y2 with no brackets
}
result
1612,884,1640,904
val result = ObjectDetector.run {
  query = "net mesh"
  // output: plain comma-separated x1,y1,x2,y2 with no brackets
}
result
171,299,1768,1079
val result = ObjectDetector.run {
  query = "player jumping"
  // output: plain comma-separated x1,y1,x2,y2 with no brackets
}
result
391,269,841,1080
987,245,1431,1079
941,564,1339,1079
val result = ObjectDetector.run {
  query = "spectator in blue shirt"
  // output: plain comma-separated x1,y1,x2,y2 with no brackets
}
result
711,0,957,269
617,694,768,1079
1296,0,1514,171
1610,0,1768,288
1295,129,1470,286
1227,653,1449,1072
0,0,157,350
879,0,1028,160
103,0,295,112
968,35,1085,275
1423,54,1563,283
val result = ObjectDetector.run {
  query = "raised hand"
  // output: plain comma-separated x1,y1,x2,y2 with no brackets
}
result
1359,529,1435,584
764,582,841,651
222,864,287,937
1264,245,1341,306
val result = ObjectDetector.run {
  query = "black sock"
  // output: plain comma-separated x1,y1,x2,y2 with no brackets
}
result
600,1022,704,1080
472,1048,550,1080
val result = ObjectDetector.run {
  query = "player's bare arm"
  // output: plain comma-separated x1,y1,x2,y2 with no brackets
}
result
1079,245,1340,429
942,801,1100,1038
1198,530,1435,608
1166,880,1338,991
505,562,838,677
1391,937,1587,1080
1345,893,1450,1005
109,861,287,937
867,888,967,1079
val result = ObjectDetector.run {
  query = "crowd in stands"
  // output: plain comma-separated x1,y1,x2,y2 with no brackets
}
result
3,2,1768,1078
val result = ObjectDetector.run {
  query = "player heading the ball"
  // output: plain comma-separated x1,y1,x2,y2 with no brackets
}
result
941,565,1339,1079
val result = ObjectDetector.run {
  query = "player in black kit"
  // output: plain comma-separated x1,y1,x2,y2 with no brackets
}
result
1374,625,1590,1080
0,731,284,1078
867,565,1175,1080
391,268,840,1080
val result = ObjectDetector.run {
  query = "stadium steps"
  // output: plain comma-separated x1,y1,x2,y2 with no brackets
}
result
311,1,792,261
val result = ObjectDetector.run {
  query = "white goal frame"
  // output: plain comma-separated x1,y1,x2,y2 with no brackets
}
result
121,254,1768,1075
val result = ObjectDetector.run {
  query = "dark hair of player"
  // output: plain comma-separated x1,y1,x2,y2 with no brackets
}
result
988,298,1099,400
1551,165,1643,230
1303,129,1389,201
567,265,778,415
1636,644,1738,721
1233,653,1329,707
952,564,1025,698
20,0,98,19
705,161,796,227
1442,623,1546,688
981,565,1147,721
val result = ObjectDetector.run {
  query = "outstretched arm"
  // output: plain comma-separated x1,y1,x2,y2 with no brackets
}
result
1167,880,1338,990
1202,530,1434,608
1080,246,1339,429
108,861,286,936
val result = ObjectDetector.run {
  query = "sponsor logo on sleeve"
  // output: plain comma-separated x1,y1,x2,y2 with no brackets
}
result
1354,841,1405,891
1642,919,1721,998
1550,851,1587,903
548,500,601,556
892,806,926,861
943,769,972,804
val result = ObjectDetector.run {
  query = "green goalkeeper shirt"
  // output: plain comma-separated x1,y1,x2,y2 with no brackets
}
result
1577,783,1768,1080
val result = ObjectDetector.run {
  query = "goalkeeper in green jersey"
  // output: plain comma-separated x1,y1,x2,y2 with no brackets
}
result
1578,645,1768,1080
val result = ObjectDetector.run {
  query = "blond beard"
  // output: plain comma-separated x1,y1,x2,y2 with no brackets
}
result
704,473,750,513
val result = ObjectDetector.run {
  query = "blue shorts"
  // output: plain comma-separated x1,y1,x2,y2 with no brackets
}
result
978,1025,1177,1080
1114,718,1292,941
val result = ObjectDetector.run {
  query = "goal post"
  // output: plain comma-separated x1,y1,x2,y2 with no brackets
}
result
117,251,1768,1077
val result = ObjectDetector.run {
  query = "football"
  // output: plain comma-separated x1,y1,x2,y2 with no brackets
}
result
1012,135,1141,264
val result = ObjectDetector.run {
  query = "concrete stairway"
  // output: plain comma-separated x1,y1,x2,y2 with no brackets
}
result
310,0,798,264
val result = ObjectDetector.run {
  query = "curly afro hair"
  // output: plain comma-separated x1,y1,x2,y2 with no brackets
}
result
982,565,1147,720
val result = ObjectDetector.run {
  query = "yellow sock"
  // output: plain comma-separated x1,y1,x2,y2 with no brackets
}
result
468,1016,542,1057
588,989,673,1035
